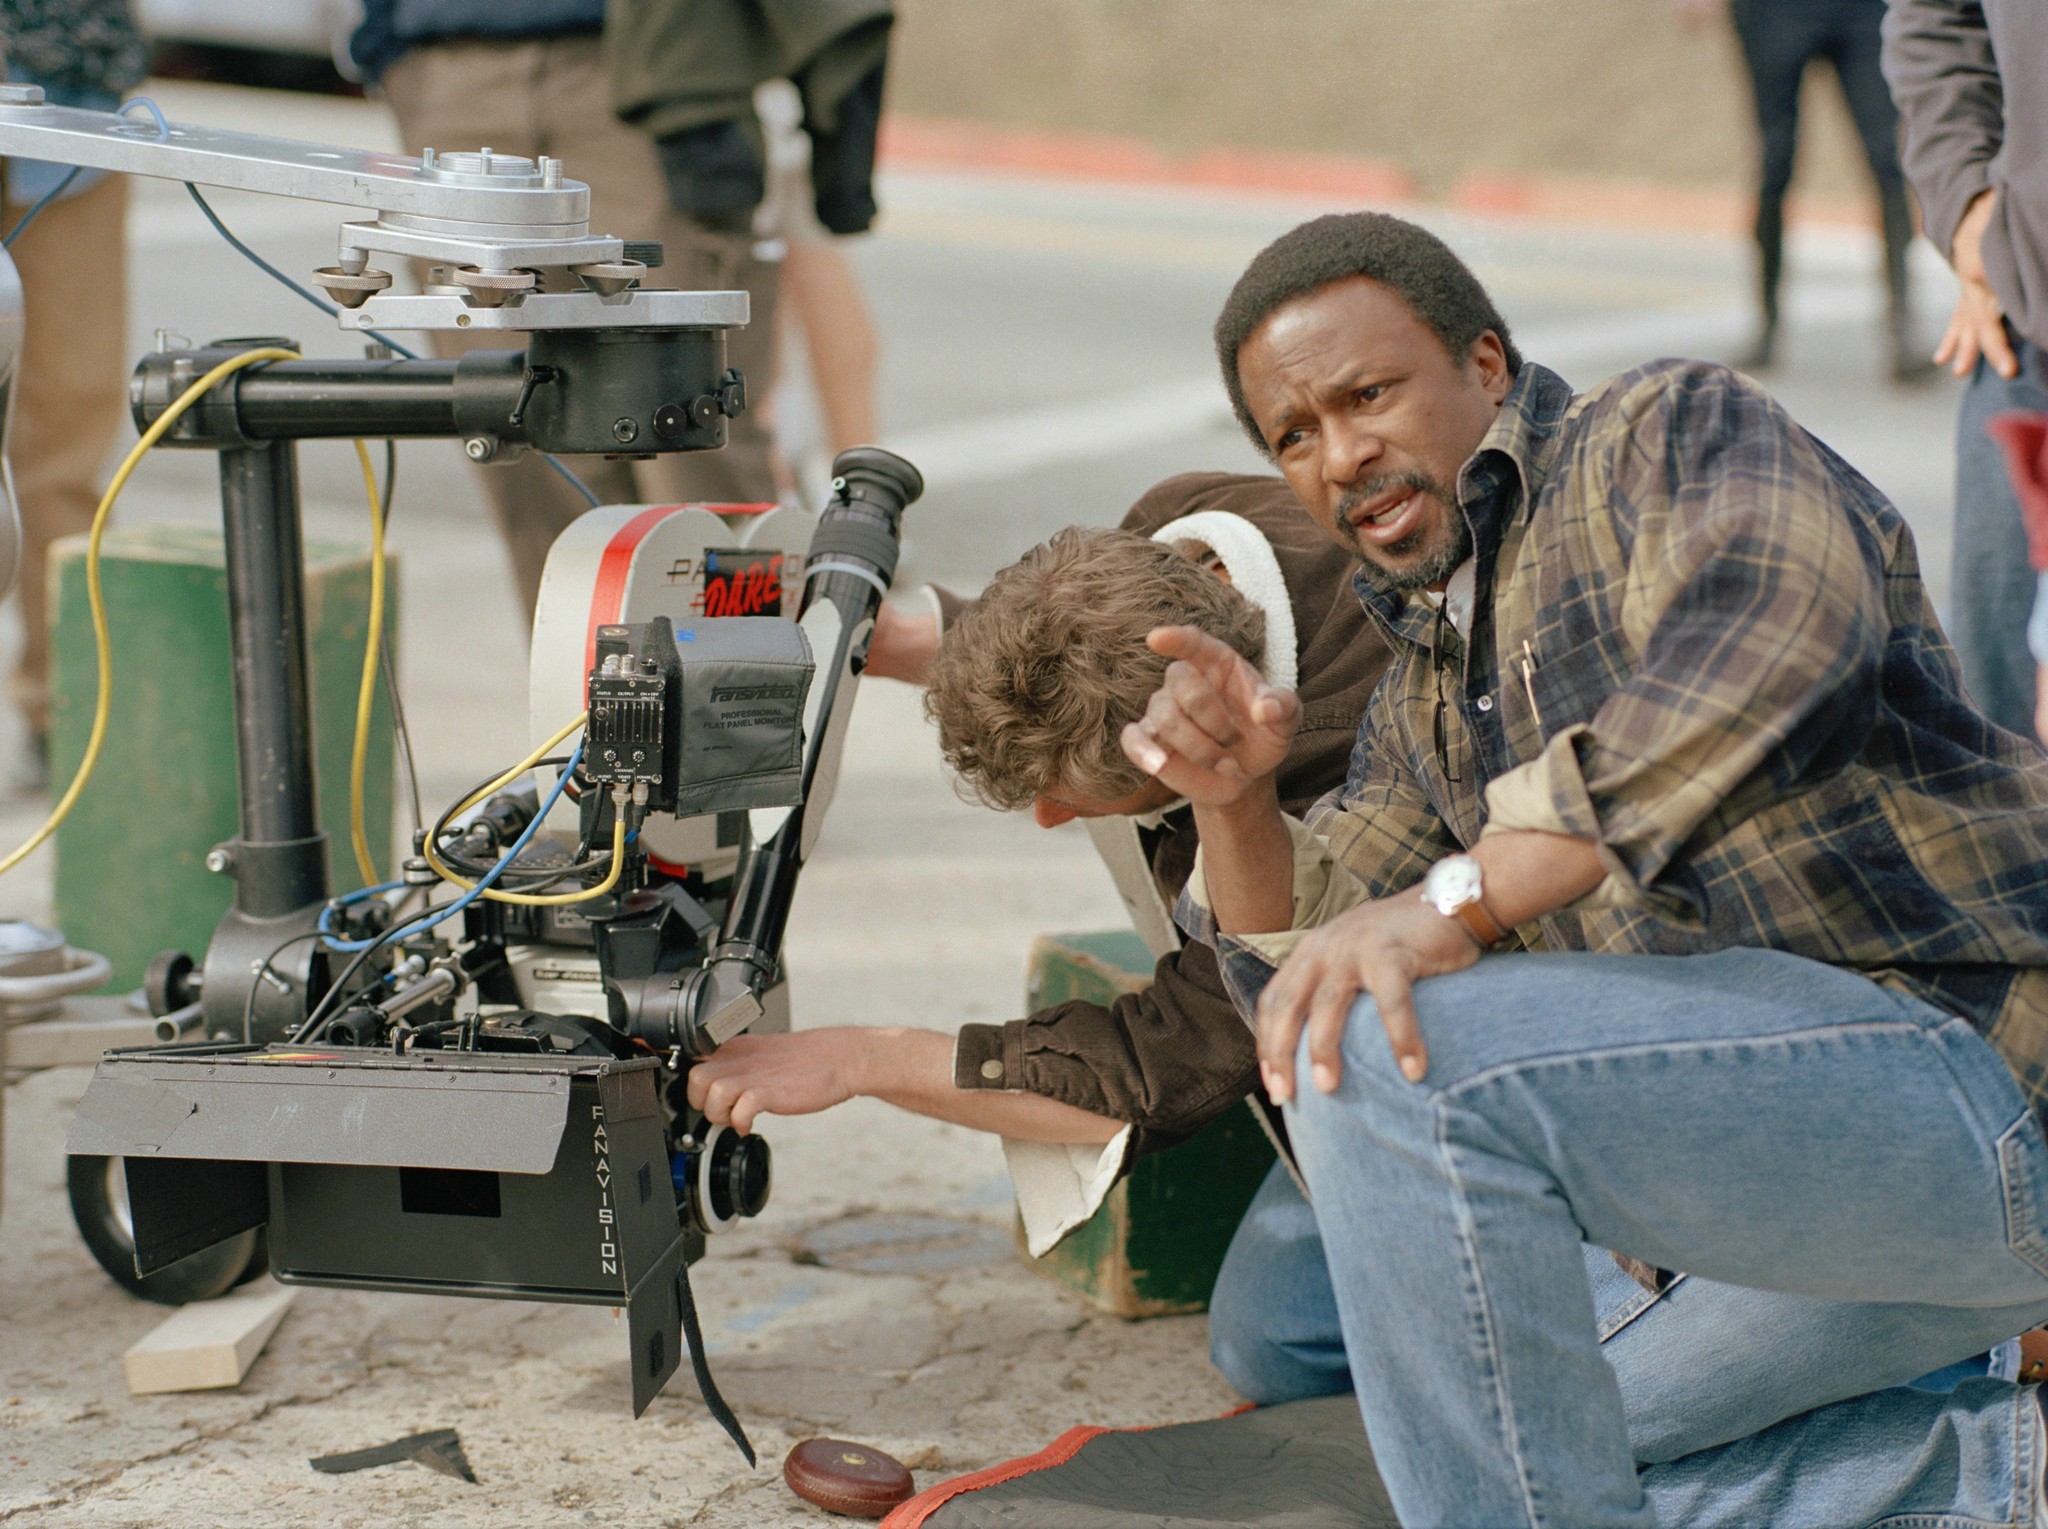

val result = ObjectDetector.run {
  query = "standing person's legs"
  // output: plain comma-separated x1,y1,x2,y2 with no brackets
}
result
1825,0,1930,380
3,169,130,750
781,239,878,454
525,37,781,510
377,41,633,620
1952,337,2048,735
1729,0,1816,370
1285,948,2048,1529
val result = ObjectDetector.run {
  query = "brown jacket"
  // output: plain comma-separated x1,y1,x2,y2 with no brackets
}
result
946,473,1392,1161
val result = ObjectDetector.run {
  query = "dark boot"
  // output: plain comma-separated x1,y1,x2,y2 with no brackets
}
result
1735,198,1783,373
1881,184,1935,384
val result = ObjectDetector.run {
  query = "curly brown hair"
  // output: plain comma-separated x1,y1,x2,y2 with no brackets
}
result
925,526,1266,811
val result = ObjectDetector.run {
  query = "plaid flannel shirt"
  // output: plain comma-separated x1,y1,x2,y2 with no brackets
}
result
1184,360,2048,1131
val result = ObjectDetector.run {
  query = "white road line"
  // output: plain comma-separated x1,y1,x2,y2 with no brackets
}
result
882,282,1902,492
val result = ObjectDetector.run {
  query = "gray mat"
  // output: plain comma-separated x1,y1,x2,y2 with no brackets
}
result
921,1395,1397,1529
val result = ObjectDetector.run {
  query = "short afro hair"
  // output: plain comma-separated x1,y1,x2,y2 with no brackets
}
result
1214,212,1522,450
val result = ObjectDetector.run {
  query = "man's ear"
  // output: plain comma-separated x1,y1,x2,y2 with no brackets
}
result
1187,544,1234,585
1468,331,1512,403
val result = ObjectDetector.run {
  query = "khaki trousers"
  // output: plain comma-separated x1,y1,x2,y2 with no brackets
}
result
380,35,782,618
1,170,130,738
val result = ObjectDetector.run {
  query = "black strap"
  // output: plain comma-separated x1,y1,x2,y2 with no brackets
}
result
678,1253,756,1465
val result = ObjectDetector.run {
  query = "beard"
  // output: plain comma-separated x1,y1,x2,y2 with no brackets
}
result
1337,472,1473,591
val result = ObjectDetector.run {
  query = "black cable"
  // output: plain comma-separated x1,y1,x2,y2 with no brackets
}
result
430,755,612,888
290,939,382,1044
185,182,417,356
373,439,424,837
430,756,570,858
241,929,328,1044
3,165,81,249
292,897,449,1043
183,183,602,508
295,743,594,1044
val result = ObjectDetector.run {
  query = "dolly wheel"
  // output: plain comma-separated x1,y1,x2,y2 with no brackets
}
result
66,1155,260,1305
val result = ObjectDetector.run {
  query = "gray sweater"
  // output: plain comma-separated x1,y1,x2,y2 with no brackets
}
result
1883,0,2048,351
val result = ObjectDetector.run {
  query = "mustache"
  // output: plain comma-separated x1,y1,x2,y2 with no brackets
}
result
1337,472,1452,524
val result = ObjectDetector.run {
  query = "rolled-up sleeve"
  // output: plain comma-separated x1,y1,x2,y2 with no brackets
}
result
953,935,1259,1158
1481,374,1887,917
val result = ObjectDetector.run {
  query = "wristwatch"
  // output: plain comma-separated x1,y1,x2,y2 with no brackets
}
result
1419,853,1508,948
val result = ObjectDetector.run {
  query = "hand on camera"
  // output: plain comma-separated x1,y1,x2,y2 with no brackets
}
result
1119,626,1300,807
687,1030,863,1135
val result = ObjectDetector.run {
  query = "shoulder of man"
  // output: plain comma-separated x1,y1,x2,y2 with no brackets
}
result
1538,357,1808,520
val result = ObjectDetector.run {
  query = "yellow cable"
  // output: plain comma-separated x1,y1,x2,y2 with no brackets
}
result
421,710,632,906
346,440,385,888
0,347,301,880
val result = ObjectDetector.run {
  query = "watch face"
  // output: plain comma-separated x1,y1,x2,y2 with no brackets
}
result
1424,854,1483,915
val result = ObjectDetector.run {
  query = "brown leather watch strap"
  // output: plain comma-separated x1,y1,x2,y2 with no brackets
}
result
1453,896,1508,948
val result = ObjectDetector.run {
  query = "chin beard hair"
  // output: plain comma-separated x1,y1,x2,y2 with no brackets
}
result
1355,502,1473,591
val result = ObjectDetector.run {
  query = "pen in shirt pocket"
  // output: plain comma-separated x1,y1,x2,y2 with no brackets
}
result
1520,639,1546,739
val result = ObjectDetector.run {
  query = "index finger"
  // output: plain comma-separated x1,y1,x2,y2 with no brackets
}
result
1147,625,1297,728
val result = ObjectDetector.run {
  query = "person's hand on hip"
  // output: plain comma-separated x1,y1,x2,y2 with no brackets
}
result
1938,190,2020,381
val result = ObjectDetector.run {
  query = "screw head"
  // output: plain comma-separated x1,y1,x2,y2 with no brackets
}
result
464,436,494,461
204,848,233,875
612,417,640,444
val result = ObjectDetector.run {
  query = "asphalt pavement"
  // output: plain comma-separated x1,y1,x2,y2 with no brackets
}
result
0,80,1971,1527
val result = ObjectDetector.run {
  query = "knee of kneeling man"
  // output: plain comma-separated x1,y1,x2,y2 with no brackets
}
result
1286,995,1414,1091
1207,1317,1292,1406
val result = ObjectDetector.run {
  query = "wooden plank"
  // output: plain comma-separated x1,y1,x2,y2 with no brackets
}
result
4,1014,160,1070
123,1279,295,1396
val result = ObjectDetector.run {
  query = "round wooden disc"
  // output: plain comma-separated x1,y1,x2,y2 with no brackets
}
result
783,1437,915,1519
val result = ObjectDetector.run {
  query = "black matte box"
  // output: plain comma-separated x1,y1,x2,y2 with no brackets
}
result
670,616,812,817
68,1046,700,1415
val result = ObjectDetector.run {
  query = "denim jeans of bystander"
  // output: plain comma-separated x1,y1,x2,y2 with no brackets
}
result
1270,947,2048,1528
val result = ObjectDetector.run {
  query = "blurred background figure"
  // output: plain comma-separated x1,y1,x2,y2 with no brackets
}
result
1884,0,2047,740
349,0,791,621
0,0,147,787
1675,0,1928,382
756,76,881,506
609,0,892,512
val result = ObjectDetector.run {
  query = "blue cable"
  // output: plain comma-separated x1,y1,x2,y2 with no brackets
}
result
181,183,604,509
321,739,585,952
2,165,79,249
6,95,171,249
120,95,170,138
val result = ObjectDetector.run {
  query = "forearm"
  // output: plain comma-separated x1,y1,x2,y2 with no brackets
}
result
1191,779,1296,935
863,601,941,684
1467,830,1607,929
856,1027,1123,1144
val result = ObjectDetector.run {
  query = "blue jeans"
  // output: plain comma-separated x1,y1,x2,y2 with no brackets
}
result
1953,336,2047,736
1212,1160,2012,1433
1263,947,2048,1527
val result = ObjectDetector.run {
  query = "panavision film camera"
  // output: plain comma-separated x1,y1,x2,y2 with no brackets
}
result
1,93,925,1452
65,450,920,1448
